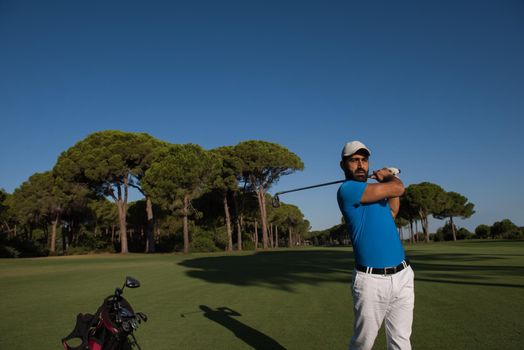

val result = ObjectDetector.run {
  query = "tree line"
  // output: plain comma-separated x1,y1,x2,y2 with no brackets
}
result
2,130,521,258
0,130,310,257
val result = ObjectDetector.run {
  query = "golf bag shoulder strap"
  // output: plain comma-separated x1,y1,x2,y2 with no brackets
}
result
61,313,95,350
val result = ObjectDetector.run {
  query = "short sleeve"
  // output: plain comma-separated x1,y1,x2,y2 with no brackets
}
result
338,181,367,207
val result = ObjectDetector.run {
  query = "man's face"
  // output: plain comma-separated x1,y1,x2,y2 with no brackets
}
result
340,153,369,182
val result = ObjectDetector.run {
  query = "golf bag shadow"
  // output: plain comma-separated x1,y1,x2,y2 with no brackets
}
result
62,276,147,350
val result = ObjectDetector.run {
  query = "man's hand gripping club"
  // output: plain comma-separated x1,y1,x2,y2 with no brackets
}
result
370,167,401,182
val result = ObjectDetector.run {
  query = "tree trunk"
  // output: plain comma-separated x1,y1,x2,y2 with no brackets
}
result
254,218,258,250
257,186,269,249
145,196,155,253
237,214,243,251
183,193,190,254
415,220,419,243
450,216,457,241
223,194,233,251
419,209,430,243
232,192,242,251
2,222,11,239
43,224,49,246
118,203,128,252
275,225,279,248
62,227,67,252
288,227,293,248
424,218,428,241
69,220,75,245
425,217,430,243
269,224,274,248
116,182,129,253
50,213,60,254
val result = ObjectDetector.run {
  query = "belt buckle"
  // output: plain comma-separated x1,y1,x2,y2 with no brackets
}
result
385,266,396,275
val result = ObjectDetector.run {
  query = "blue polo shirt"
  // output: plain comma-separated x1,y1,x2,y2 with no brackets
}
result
337,180,405,268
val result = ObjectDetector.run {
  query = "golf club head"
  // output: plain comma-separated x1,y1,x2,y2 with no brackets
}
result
272,195,281,208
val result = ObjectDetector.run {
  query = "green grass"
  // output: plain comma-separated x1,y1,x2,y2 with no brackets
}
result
0,240,523,349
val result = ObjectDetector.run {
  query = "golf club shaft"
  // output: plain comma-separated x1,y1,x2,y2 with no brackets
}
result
274,168,400,197
274,180,345,196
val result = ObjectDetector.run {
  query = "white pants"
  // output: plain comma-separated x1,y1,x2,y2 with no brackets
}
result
349,266,414,350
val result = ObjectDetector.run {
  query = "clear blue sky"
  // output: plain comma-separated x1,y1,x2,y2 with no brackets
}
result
1,0,523,233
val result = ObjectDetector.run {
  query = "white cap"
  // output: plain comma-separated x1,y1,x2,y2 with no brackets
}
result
341,141,371,159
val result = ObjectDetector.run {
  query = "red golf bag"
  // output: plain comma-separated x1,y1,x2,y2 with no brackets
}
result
62,277,147,350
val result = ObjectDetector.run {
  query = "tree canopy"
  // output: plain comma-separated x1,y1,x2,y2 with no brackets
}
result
142,143,218,253
235,140,304,249
404,182,447,242
53,130,163,253
433,191,475,241
235,140,304,190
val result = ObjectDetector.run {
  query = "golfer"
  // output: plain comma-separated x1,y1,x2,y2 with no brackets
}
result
337,141,414,350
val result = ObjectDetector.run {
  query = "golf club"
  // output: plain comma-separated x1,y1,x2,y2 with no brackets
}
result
272,167,400,208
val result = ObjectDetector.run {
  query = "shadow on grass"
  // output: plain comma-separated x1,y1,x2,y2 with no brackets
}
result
410,252,524,289
413,277,524,289
449,240,524,245
199,305,286,350
178,249,353,292
178,247,524,290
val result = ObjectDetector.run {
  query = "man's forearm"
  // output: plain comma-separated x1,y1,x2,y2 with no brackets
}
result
387,176,402,218
388,196,400,218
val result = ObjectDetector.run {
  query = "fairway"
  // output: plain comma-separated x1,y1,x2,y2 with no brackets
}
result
0,241,523,350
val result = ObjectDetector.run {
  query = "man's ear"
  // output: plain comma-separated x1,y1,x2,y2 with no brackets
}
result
340,160,345,171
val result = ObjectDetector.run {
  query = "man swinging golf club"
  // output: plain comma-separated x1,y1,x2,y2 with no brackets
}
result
337,141,414,350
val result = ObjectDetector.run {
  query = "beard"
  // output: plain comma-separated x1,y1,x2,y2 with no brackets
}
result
350,168,368,182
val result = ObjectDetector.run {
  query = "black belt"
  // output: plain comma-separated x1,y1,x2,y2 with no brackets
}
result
356,259,410,275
